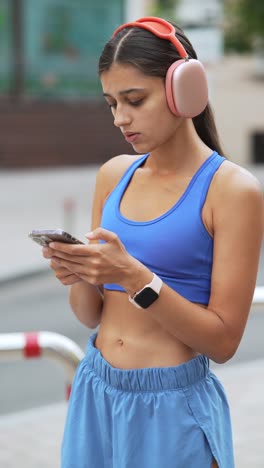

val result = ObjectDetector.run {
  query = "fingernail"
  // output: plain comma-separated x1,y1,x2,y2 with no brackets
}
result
51,257,59,263
85,231,94,239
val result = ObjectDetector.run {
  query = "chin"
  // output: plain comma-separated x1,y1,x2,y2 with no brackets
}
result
132,141,156,154
131,144,150,154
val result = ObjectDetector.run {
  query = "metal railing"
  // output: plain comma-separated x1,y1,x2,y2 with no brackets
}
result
0,331,85,400
252,285,264,306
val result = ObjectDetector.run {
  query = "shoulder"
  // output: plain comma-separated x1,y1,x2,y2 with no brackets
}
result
91,154,144,229
213,158,263,204
95,154,144,197
98,153,143,180
210,158,263,228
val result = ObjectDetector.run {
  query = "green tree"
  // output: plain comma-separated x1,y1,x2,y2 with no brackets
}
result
225,0,264,53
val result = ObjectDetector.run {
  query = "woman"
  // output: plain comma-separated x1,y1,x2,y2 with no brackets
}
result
42,17,263,468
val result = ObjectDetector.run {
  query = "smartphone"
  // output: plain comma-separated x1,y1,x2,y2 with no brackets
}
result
28,229,84,247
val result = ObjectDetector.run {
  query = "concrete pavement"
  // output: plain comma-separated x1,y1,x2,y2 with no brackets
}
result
0,164,264,467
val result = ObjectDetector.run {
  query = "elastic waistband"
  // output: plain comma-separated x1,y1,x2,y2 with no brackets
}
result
85,334,209,393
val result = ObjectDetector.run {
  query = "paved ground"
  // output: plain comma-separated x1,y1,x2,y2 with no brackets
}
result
0,164,264,467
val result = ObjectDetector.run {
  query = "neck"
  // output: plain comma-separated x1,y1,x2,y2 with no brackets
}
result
148,119,212,174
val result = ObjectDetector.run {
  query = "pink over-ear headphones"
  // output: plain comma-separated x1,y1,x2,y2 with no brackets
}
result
113,17,208,118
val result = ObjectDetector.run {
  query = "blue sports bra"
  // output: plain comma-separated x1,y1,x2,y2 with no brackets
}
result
100,151,225,305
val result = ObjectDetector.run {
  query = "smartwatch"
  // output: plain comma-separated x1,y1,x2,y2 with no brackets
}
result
128,273,163,309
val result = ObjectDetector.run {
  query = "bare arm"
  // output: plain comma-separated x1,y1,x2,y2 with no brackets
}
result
68,282,103,329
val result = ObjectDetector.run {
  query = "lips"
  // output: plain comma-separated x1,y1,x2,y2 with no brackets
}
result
124,132,140,143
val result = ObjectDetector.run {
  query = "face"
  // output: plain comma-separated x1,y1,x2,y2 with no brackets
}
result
101,63,183,154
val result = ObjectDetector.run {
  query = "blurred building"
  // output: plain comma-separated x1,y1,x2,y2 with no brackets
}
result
208,54,264,167
0,0,263,168
0,0,151,168
176,0,264,167
176,0,223,26
176,0,224,64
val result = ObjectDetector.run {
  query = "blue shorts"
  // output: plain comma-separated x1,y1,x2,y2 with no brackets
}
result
61,333,234,468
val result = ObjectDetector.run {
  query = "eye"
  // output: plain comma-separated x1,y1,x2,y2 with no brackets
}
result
129,99,143,107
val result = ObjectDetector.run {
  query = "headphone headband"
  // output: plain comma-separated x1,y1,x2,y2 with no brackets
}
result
112,17,188,60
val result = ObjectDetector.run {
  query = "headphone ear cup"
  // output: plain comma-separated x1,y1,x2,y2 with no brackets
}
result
165,59,208,118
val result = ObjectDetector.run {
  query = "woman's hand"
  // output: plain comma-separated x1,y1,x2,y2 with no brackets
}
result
42,245,83,286
45,228,151,291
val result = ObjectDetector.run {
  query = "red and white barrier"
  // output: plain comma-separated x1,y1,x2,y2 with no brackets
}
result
0,331,84,400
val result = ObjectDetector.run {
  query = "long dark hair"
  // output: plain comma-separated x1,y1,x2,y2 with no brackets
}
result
98,23,225,156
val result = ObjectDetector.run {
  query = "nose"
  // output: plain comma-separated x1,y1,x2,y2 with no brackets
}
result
113,105,132,128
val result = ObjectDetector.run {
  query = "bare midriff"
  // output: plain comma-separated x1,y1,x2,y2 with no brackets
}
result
95,290,206,370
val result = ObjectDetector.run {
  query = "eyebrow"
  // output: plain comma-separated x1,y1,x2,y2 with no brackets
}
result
103,88,146,98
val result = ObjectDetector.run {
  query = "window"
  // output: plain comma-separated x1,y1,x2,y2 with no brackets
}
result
23,0,124,99
252,131,264,164
1,0,124,100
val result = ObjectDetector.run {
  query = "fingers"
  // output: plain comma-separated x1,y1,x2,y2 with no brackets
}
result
50,259,65,271
42,245,83,286
50,256,100,284
46,242,88,256
49,261,82,286
46,242,101,260
42,228,125,286
42,244,90,263
55,269,82,286
86,228,118,243
47,228,119,257
54,263,101,286
51,257,87,276
42,246,53,258
61,275,81,286
42,248,74,271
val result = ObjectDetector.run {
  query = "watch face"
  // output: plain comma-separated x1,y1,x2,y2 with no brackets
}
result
134,287,159,309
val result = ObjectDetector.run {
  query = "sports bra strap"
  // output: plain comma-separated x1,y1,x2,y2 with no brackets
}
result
199,153,225,209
